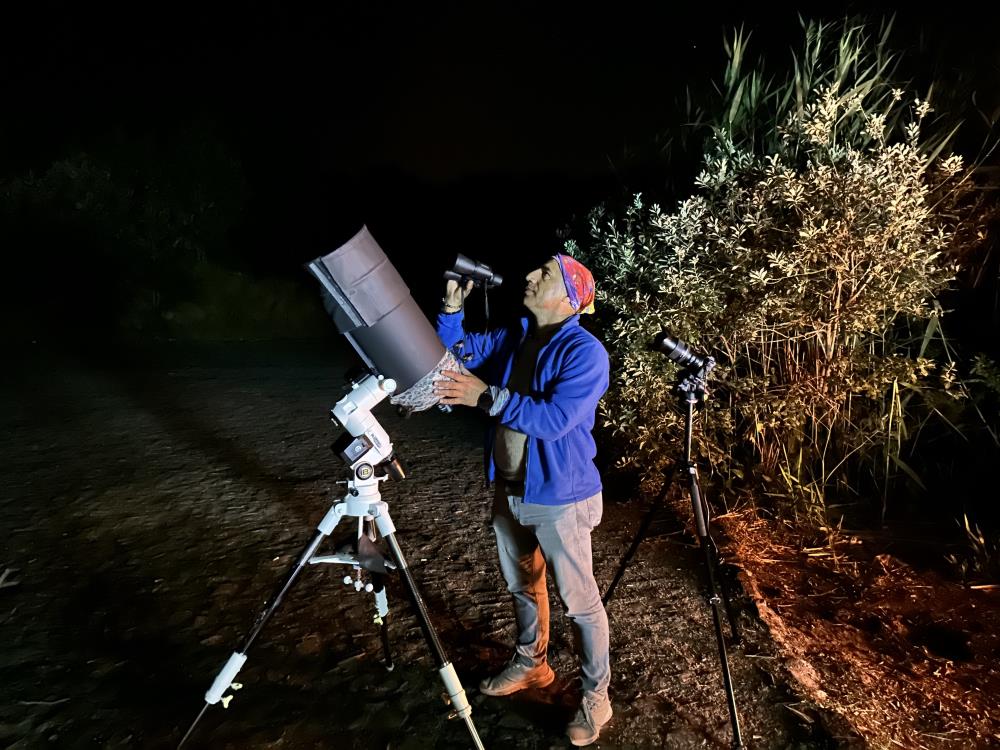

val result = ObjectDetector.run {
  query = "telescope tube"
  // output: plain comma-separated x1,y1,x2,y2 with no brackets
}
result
306,226,451,402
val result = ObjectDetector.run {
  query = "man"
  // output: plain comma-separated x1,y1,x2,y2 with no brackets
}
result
433,254,612,747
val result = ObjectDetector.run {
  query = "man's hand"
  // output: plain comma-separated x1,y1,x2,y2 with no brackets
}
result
434,369,487,407
444,279,474,308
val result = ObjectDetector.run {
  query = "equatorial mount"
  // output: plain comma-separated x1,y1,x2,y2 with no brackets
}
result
178,372,485,749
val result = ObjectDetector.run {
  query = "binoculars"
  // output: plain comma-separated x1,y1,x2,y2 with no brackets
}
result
443,253,503,289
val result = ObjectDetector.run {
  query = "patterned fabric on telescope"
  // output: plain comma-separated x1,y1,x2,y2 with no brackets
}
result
389,348,462,411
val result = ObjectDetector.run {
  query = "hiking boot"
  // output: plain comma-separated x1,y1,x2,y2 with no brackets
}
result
479,659,556,697
566,691,613,746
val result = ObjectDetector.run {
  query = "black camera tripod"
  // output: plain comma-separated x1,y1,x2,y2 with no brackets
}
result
602,353,745,749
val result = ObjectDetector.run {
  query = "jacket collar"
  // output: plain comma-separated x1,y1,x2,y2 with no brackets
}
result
519,314,579,341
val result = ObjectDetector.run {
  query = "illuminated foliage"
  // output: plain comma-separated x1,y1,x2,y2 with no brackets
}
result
570,21,994,524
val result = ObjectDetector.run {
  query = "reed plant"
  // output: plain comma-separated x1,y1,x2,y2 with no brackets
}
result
571,19,994,526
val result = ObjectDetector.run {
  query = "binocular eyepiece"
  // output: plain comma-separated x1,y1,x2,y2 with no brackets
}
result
652,330,707,370
443,253,503,288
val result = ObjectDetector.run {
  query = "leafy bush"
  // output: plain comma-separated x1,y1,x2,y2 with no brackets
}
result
569,20,994,525
159,260,328,341
1,125,248,338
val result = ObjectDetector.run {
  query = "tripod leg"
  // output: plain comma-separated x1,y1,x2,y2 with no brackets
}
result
179,502,346,748
377,526,485,750
602,466,677,605
702,513,741,645
689,467,744,749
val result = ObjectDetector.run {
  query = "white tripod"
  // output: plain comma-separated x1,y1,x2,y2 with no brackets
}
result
179,373,485,749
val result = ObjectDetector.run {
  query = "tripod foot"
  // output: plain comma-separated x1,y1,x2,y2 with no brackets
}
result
438,662,473,721
439,664,483,749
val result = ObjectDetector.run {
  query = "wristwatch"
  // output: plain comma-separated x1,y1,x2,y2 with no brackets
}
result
477,388,494,413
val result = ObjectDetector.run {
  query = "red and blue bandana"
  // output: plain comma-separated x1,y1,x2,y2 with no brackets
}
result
553,254,596,314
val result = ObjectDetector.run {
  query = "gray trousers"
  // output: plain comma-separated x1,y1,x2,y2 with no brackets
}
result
490,484,611,697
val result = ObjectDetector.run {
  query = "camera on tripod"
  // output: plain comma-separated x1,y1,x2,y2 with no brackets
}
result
607,327,744,749
443,253,503,288
652,330,707,370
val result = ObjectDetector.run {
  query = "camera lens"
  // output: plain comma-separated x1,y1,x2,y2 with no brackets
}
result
652,331,706,369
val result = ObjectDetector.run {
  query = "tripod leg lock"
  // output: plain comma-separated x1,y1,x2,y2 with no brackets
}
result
438,662,473,720
205,652,248,704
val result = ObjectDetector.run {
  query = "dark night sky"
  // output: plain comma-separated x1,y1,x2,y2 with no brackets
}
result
2,3,998,336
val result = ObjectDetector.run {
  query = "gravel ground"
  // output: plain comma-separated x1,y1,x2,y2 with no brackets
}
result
1,342,838,749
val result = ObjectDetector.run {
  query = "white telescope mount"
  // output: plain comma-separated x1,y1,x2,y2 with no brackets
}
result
179,373,485,749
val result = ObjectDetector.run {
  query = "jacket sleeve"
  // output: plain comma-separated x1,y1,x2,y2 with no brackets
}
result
498,337,609,441
435,310,507,371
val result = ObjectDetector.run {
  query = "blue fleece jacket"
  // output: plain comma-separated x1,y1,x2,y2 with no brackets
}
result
436,310,610,505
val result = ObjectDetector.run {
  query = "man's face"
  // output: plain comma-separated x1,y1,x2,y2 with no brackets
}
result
524,258,571,315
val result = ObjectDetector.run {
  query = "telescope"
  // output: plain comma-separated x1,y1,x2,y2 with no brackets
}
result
179,227,485,749
307,226,463,411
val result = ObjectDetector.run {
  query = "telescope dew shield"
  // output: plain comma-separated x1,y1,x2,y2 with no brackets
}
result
307,226,446,393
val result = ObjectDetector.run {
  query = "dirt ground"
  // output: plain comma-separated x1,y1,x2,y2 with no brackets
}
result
2,341,972,750
717,512,1000,749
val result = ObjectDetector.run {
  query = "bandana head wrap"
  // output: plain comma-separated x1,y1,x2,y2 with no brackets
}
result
553,254,596,314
